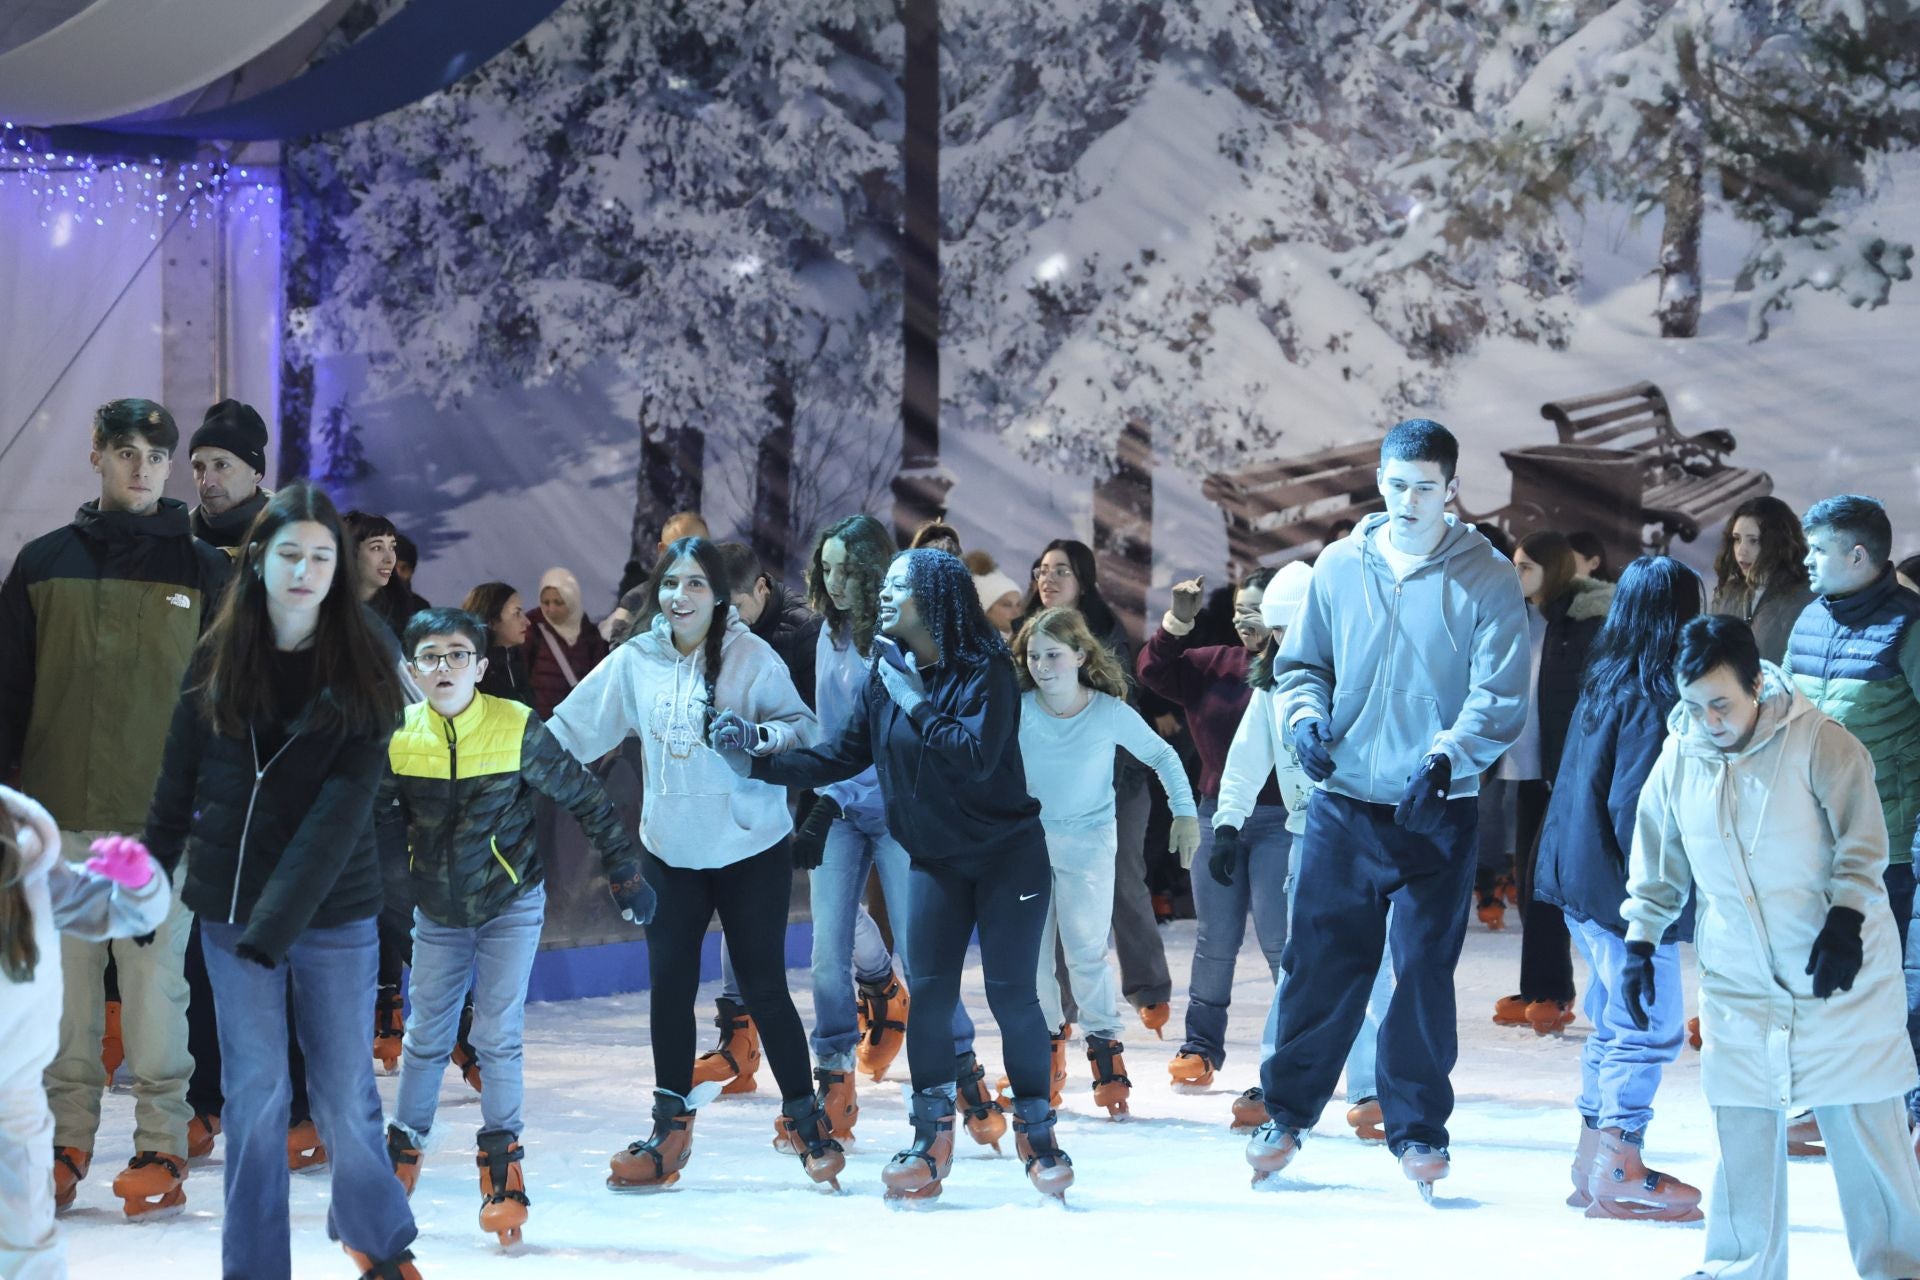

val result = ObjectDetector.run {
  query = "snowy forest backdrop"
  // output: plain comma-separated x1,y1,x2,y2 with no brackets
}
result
281,0,1920,635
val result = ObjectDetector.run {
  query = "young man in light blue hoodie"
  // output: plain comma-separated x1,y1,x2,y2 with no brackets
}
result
1246,419,1529,1196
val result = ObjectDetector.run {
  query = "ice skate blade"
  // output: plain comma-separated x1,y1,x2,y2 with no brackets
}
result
1416,1180,1434,1205
495,1227,523,1246
121,1195,187,1221
883,1182,943,1203
1566,1187,1594,1209
605,1171,680,1192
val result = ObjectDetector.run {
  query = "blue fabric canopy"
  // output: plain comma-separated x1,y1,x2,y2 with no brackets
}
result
66,0,567,144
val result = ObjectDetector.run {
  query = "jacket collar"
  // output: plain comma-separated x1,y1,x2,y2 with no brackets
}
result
72,496,192,543
1825,563,1904,627
191,490,270,547
431,692,494,740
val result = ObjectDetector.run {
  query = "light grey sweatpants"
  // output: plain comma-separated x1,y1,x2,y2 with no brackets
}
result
1701,1095,1920,1280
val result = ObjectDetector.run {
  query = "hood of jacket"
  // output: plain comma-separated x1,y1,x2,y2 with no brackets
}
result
1668,660,1808,761
1560,576,1616,624
191,489,271,549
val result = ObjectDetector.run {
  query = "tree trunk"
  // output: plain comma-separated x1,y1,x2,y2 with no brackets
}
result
891,0,950,545
751,368,796,578
1658,36,1705,340
621,417,704,597
1092,418,1153,649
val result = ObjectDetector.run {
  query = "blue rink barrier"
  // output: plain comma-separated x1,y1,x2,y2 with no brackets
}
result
525,921,815,1004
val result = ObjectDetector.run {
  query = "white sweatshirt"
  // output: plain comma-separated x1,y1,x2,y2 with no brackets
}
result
547,611,817,868
1018,689,1197,833
1215,686,1314,835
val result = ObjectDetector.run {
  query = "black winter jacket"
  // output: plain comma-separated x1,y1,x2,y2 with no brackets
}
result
146,652,396,964
1533,691,1692,942
754,582,822,712
752,650,1045,864
378,693,640,927
1536,576,1614,781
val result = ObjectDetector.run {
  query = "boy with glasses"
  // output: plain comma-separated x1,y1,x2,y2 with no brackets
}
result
377,608,652,1243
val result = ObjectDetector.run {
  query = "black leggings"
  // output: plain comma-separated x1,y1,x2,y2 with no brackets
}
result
904,836,1053,1097
1513,778,1575,1003
643,843,812,1101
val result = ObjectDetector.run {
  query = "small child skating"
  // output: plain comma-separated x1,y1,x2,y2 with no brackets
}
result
379,608,652,1245
1014,606,1200,1118
1,787,170,1279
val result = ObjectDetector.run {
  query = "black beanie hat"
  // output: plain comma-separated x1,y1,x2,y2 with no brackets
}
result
190,400,269,476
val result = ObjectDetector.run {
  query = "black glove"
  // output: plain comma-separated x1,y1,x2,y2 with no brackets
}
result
608,864,657,927
1208,825,1241,887
1620,940,1656,1032
791,795,841,872
1289,716,1335,783
1806,905,1865,999
1393,752,1453,837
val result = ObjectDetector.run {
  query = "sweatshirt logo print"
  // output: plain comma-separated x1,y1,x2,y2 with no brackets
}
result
652,687,707,760
166,593,190,608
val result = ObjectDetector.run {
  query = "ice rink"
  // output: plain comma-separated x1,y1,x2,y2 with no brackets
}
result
63,915,1861,1279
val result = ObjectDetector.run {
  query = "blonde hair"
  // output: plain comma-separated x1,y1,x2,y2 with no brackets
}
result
0,822,35,983
1013,606,1129,699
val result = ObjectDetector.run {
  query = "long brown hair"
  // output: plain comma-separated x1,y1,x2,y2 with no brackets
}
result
1518,530,1577,606
1012,606,1129,699
197,483,404,739
1712,495,1810,594
807,514,893,658
0,822,35,983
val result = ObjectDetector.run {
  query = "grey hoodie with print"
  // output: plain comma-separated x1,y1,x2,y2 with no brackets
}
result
1274,511,1529,805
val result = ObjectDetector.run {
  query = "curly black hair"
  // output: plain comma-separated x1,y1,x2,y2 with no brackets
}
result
901,548,1008,669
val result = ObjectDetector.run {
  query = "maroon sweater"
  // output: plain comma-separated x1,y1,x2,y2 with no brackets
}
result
1136,623,1280,804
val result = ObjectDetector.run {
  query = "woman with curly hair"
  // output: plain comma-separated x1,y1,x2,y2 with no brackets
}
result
1014,606,1198,1119
722,548,1073,1201
1710,495,1815,664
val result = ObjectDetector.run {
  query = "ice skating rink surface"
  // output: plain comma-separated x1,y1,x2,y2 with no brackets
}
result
68,919,1860,1278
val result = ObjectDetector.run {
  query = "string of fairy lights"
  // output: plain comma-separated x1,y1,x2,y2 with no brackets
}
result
0,124,279,240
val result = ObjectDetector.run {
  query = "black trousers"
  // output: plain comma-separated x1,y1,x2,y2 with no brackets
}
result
1513,778,1575,1003
642,842,812,1101
1264,789,1478,1152
904,836,1053,1097
184,915,310,1124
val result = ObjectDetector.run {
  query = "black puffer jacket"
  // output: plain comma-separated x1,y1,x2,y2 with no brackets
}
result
146,650,394,964
754,582,822,711
379,692,640,927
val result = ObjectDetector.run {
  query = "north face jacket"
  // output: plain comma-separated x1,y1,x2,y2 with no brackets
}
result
0,498,231,833
380,692,640,928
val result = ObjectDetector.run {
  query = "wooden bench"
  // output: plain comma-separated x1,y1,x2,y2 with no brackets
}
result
1201,439,1383,569
1537,381,1770,547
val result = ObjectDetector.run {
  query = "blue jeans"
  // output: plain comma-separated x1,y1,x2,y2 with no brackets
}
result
1570,915,1682,1134
395,883,546,1142
810,814,974,1069
1258,823,1393,1101
1182,799,1290,1067
201,919,415,1280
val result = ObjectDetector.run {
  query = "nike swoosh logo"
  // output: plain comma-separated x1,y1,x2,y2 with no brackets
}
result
1019,892,1039,902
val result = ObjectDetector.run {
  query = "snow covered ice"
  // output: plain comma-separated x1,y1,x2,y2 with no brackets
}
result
66,921,1869,1278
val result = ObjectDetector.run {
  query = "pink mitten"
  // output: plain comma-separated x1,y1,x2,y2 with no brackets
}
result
85,835,155,889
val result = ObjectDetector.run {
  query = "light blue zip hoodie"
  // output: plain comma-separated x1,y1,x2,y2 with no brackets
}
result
1274,511,1529,804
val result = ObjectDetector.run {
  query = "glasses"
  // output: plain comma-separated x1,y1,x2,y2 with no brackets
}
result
1032,566,1076,582
409,651,477,673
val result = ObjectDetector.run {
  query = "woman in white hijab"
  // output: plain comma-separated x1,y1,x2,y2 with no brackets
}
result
527,567,611,720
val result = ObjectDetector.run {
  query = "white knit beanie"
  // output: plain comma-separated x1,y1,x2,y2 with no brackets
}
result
973,568,1022,612
1261,560,1313,629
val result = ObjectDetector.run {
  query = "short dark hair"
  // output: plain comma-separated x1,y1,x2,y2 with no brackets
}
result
1566,530,1610,581
1803,494,1893,565
403,607,487,656
1241,566,1278,594
394,532,419,571
1380,418,1458,482
92,398,178,453
910,520,963,553
1675,614,1762,691
342,510,399,547
715,542,768,595
462,582,520,636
